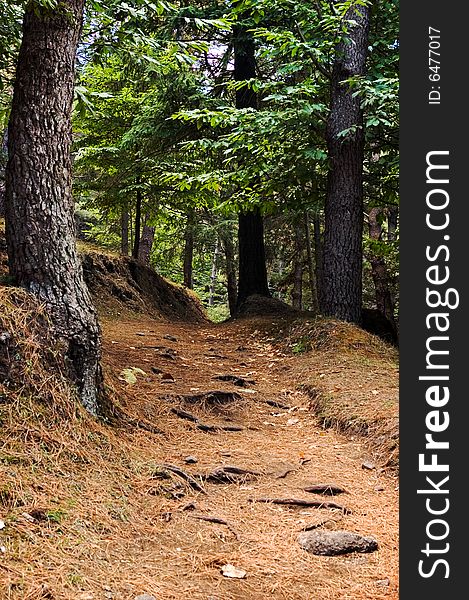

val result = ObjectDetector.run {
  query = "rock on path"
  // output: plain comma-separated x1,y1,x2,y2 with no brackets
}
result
298,530,378,556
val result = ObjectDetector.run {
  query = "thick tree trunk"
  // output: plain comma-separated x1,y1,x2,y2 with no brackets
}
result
137,221,155,265
237,209,270,305
292,223,303,310
221,228,237,316
132,187,142,260
319,4,371,324
183,211,194,288
368,206,398,337
121,209,130,256
233,18,270,307
4,1,103,415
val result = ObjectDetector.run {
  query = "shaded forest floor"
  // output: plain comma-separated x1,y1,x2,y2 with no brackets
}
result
1,304,398,599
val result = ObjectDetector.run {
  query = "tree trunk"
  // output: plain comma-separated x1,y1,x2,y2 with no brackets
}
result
237,209,270,305
233,17,270,307
137,221,155,265
132,186,142,260
4,1,103,415
319,4,371,324
368,206,397,337
304,211,319,313
292,222,303,310
121,209,130,256
183,211,194,288
221,228,237,316
209,238,220,306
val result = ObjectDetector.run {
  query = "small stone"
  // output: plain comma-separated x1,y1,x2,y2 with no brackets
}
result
221,564,247,579
286,418,299,426
21,512,36,523
374,485,385,492
0,519,5,530
298,530,378,556
376,578,390,587
164,334,178,342
184,456,198,464
161,372,175,383
361,461,376,470
134,595,157,600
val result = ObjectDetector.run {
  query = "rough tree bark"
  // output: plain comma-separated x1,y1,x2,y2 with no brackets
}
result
234,16,270,307
319,4,371,324
4,0,103,414
137,221,155,265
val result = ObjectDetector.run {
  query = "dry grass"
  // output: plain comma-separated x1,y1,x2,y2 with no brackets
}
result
0,287,75,417
1,291,398,600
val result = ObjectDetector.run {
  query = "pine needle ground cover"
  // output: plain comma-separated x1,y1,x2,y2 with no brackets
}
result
1,288,398,600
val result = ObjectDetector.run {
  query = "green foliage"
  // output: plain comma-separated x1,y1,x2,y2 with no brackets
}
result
2,0,399,319
206,303,230,323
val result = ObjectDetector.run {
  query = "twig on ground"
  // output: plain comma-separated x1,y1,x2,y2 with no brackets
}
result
188,513,239,539
303,484,349,495
249,498,351,514
155,464,206,494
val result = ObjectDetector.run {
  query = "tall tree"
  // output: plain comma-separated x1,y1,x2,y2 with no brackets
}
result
319,3,371,324
233,12,270,307
4,0,103,415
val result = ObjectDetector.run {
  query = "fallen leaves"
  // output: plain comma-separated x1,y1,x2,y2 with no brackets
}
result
119,366,147,384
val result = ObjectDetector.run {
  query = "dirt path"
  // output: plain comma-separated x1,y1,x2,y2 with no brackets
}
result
101,316,398,600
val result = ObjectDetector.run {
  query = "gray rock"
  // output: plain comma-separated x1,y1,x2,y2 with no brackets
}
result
134,595,157,600
298,530,378,556
184,455,198,464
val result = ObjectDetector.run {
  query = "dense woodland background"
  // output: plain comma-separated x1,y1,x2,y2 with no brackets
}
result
0,0,398,413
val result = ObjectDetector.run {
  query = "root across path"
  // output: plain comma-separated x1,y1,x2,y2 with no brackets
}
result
98,315,399,600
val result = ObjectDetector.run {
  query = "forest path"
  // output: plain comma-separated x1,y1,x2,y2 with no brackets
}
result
101,316,398,600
